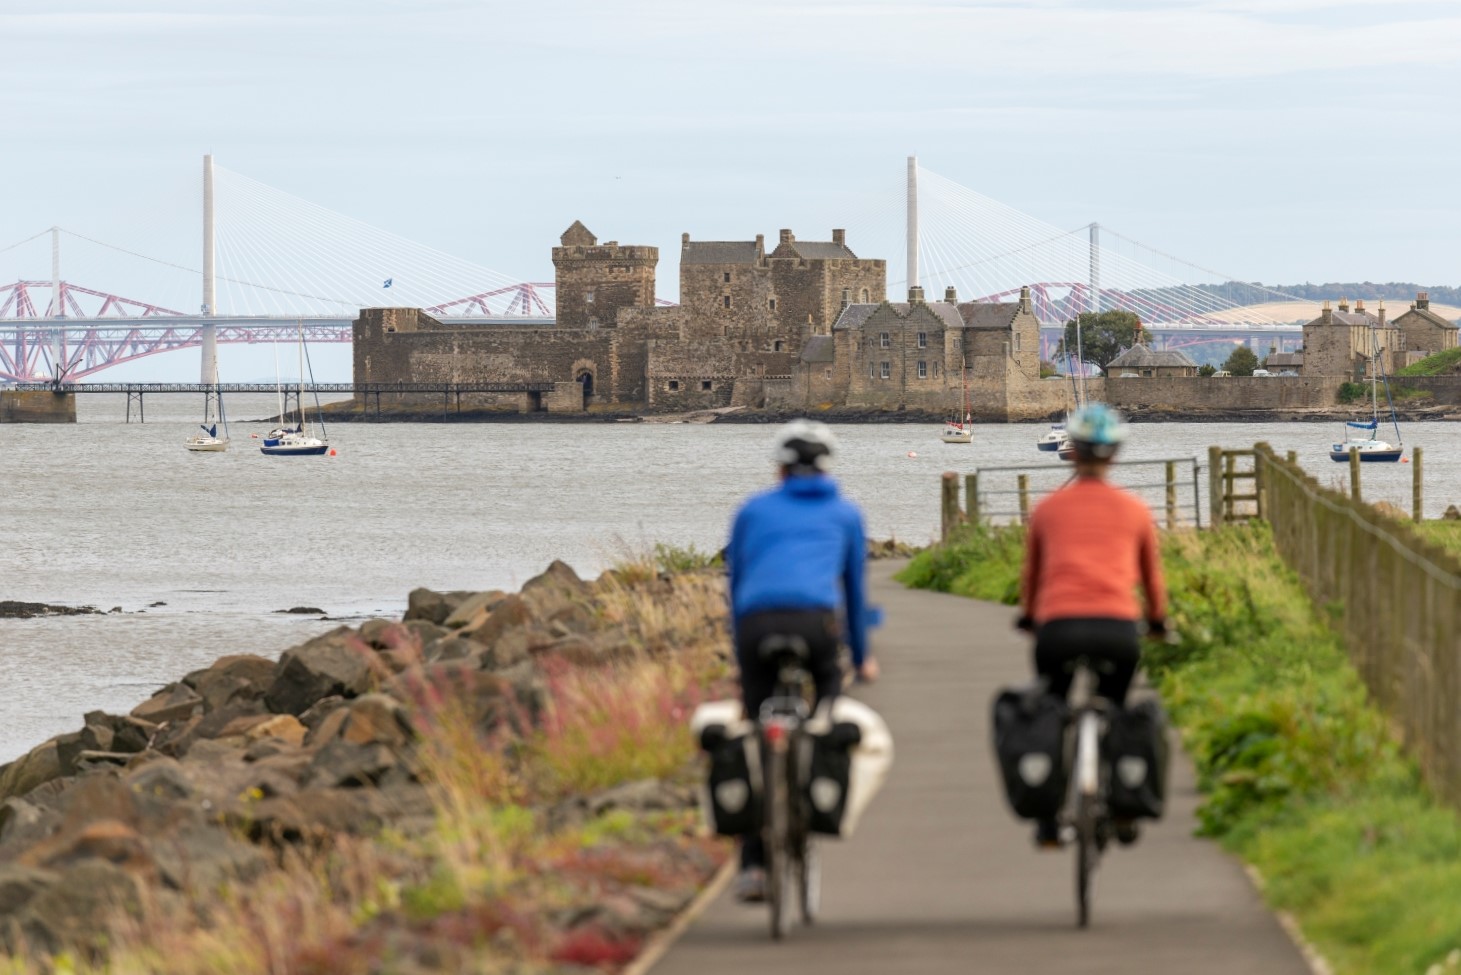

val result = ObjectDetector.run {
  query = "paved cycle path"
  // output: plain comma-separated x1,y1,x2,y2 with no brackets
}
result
650,561,1313,975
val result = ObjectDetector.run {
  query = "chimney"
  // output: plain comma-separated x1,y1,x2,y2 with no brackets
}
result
1377,299,1386,327
1321,299,1332,324
945,286,958,303
754,233,764,254
1020,285,1032,315
1354,298,1365,314
681,232,690,246
908,285,926,305
1338,297,1350,313
1417,290,1430,310
779,229,793,245
832,229,846,246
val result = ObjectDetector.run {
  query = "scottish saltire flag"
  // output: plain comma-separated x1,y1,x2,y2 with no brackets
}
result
383,278,393,288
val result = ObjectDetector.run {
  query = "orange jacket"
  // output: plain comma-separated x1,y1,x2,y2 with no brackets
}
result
1020,477,1167,625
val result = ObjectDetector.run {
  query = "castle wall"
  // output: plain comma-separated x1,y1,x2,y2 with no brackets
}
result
0,390,76,423
552,239,657,330
1106,375,1343,410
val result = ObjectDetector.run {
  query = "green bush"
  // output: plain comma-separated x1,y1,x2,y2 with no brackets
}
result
1396,347,1461,377
1337,381,1366,404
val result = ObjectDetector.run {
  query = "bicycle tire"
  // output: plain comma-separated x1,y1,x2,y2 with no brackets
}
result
764,746,790,940
797,838,820,925
1075,793,1097,928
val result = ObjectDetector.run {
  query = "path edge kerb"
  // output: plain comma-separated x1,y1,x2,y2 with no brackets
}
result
623,859,737,975
1244,864,1334,975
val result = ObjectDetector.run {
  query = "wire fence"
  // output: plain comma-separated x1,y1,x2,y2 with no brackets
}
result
1257,443,1461,807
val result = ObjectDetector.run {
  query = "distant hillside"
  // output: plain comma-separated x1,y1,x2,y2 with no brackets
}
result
1193,282,1461,306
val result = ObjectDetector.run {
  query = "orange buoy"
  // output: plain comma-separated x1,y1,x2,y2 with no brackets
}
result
329,448,337,457
907,451,918,458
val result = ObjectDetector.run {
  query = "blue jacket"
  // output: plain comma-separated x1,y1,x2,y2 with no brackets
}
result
726,474,870,667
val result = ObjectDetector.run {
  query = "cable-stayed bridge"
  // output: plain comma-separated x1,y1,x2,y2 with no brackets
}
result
0,157,1312,382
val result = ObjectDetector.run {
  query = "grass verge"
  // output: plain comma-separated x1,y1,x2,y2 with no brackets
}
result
897,520,1461,975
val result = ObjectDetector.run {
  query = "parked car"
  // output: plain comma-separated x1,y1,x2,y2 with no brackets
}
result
1252,369,1273,377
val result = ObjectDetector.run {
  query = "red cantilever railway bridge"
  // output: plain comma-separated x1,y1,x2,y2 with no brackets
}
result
0,279,1299,383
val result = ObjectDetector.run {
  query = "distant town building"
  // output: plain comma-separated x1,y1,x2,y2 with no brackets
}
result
1392,292,1459,364
1105,344,1199,378
1299,298,1401,379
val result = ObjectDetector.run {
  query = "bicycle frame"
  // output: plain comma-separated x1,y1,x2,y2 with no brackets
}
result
757,652,818,940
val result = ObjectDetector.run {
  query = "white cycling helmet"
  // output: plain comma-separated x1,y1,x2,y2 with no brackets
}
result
772,419,838,472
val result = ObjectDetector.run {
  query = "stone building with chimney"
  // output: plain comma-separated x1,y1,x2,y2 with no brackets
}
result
1299,297,1401,379
1392,291,1458,364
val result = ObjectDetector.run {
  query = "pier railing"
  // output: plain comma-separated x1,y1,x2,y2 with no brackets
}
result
1255,443,1461,806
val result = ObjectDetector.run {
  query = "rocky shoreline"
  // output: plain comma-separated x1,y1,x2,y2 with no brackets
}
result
0,559,734,970
288,403,1461,425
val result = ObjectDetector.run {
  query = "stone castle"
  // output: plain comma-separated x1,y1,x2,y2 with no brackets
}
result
352,222,1071,418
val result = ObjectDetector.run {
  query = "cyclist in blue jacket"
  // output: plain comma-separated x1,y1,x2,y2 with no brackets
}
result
724,419,878,901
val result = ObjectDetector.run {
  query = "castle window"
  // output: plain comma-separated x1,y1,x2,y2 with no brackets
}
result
918,360,928,379
842,288,851,306
933,361,940,377
1014,333,1021,351
880,332,890,348
668,380,680,391
917,332,927,348
880,361,891,380
723,295,732,309
702,380,713,391
385,324,396,333
774,339,785,352
768,298,777,311
869,362,876,378
861,289,869,302
586,289,595,304
723,272,731,283
825,368,833,379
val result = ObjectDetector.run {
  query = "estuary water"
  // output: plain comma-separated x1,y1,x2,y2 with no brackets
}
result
1,393,1456,761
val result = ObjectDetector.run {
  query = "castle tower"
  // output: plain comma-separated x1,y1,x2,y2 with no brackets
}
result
551,221,658,329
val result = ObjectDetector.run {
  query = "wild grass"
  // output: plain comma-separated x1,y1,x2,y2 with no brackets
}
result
1416,521,1461,557
0,567,734,974
900,519,1461,975
1396,346,1461,377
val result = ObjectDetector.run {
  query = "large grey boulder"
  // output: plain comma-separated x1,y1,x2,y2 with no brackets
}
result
264,627,380,715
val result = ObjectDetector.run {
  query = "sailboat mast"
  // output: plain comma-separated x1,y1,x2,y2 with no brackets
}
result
296,321,307,432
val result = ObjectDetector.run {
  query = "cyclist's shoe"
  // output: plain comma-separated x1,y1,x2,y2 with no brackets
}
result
1033,819,1063,850
733,867,768,903
1114,819,1141,846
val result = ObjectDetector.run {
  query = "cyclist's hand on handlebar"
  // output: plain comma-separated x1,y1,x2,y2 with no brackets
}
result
1014,614,1036,633
1145,618,1167,637
856,658,881,684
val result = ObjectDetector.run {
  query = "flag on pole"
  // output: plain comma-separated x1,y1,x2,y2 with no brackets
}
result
383,278,393,288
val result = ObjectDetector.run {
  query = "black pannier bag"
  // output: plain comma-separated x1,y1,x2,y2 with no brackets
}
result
699,724,763,836
801,721,863,836
1103,700,1171,820
991,687,1069,820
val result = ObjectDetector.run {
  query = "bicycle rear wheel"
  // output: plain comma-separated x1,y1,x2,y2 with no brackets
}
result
796,838,820,925
764,747,790,940
1074,793,1097,928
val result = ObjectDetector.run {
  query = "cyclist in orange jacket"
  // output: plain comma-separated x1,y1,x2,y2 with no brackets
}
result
1017,403,1167,847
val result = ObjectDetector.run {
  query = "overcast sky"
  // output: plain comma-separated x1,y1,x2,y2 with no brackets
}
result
2,0,1458,377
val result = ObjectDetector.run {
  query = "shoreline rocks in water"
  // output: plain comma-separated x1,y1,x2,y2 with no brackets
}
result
0,601,104,619
0,559,732,968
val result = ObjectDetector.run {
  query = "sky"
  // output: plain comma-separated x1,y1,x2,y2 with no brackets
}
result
2,0,1459,379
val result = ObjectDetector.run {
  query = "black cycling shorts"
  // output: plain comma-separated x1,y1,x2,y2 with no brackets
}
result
1034,617,1140,706
734,609,843,718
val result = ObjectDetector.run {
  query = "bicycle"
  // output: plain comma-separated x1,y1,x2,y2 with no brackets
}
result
1064,668,1113,930
755,634,820,940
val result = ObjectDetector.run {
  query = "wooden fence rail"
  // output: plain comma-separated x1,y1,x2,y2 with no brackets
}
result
1256,443,1461,807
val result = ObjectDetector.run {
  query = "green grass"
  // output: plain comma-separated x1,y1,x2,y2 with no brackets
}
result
898,521,1461,975
1417,521,1461,557
1396,347,1461,377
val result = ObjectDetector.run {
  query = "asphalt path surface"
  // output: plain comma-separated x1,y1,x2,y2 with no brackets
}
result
650,561,1313,975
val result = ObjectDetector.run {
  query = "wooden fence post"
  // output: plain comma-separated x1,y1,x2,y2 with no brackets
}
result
1349,447,1361,501
965,473,980,526
1017,474,1031,525
1165,460,1177,530
1208,446,1222,528
1287,450,1298,464
940,472,959,541
1254,447,1267,522
1413,446,1424,523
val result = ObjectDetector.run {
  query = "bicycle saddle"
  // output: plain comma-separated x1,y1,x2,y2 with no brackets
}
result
757,634,811,663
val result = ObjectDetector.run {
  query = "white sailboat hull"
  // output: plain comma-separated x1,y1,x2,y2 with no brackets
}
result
185,436,229,452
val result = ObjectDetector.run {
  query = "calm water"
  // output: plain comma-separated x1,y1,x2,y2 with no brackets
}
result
1,393,1456,761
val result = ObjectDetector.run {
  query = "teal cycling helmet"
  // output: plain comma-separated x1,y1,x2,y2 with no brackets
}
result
1065,403,1129,459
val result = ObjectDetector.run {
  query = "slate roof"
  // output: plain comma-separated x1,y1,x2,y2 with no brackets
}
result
1395,305,1459,330
1107,345,1198,369
681,241,759,265
801,336,835,363
833,304,881,330
786,241,859,260
957,303,1020,329
1306,309,1381,327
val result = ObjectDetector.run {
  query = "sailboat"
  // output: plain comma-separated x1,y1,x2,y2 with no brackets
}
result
261,324,330,457
941,360,973,444
185,364,230,452
1330,336,1402,463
